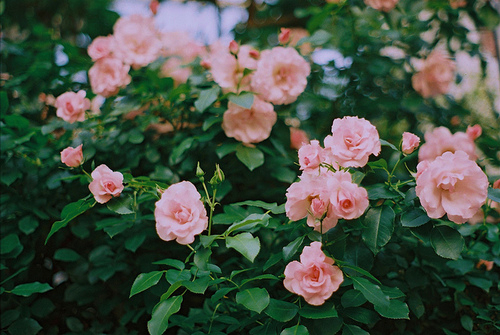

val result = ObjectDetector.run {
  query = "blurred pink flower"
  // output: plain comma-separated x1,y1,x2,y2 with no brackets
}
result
449,0,467,9
60,144,83,167
466,124,482,140
402,132,420,154
364,0,399,12
412,50,456,98
418,126,477,162
155,181,208,245
290,127,309,150
222,97,277,144
324,116,381,168
89,57,131,97
160,57,192,86
89,164,124,204
284,242,343,306
161,31,206,63
87,35,115,61
415,150,488,224
251,46,310,105
279,28,291,45
55,90,90,123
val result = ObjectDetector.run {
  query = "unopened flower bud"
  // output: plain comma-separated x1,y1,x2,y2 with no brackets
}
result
279,28,291,45
249,49,260,59
466,124,482,140
209,164,225,185
200,59,211,69
196,162,205,181
150,0,159,15
229,40,239,55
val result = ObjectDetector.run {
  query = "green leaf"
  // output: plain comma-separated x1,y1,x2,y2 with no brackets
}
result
236,288,270,313
170,137,195,164
299,302,338,319
366,184,399,200
193,247,212,271
236,144,264,171
147,296,183,335
46,197,94,244
461,315,473,331
183,276,211,294
226,232,260,262
401,208,430,227
54,248,81,262
194,86,220,112
0,234,21,254
281,325,309,335
373,299,410,319
226,213,270,235
233,200,285,214
130,271,164,297
19,216,39,235
367,159,387,170
152,258,185,270
283,236,304,261
10,282,52,297
341,289,367,308
488,187,500,202
342,324,369,335
430,226,464,260
343,307,379,324
264,299,298,322
7,318,42,335
307,29,332,45
107,196,134,215
125,233,146,252
379,139,398,151
351,277,390,308
0,90,9,116
362,206,395,254
215,142,239,159
228,92,254,109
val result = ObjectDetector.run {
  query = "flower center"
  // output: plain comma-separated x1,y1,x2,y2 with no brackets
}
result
103,181,116,193
65,101,75,113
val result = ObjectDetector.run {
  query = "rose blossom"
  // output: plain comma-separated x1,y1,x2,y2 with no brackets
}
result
88,57,131,97
450,0,467,9
466,124,482,140
113,15,162,69
298,140,325,172
222,97,277,144
328,171,369,220
284,242,344,306
364,0,399,12
251,46,311,105
87,35,115,61
55,90,90,123
418,126,477,162
61,144,83,167
154,181,208,245
290,127,309,150
402,132,420,154
324,116,381,168
160,57,192,86
415,150,488,224
476,260,494,271
88,164,124,204
412,50,456,98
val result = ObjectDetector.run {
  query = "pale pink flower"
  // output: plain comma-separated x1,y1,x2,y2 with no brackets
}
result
154,181,208,245
402,132,420,154
290,127,309,150
88,164,124,204
161,31,206,63
160,57,192,86
113,15,162,69
288,28,313,55
364,0,399,12
328,171,369,220
418,126,477,162
251,47,311,105
229,40,239,55
284,242,343,306
60,144,83,167
279,28,291,44
466,124,482,140
222,97,277,144
55,90,90,123
324,116,381,168
412,50,456,98
298,140,324,172
87,35,115,61
415,151,488,224
88,57,131,97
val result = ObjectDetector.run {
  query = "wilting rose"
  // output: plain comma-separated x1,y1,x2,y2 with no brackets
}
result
87,35,115,61
402,132,420,154
324,116,381,168
55,90,90,123
466,124,482,140
364,0,399,12
328,171,369,220
418,126,477,162
412,50,456,98
155,181,208,245
251,46,311,105
61,144,83,167
298,140,324,172
89,57,131,97
88,164,124,204
222,97,277,144
415,150,488,224
284,242,344,306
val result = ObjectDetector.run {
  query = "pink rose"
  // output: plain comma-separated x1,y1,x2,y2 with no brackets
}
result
412,50,456,98
251,47,311,105
278,28,291,45
160,57,192,86
113,15,162,69
364,0,399,12
88,164,124,204
288,28,313,55
154,181,208,245
324,116,381,168
415,151,488,224
466,124,482,140
61,144,83,167
222,97,277,144
418,126,477,162
149,0,159,15
328,171,369,220
55,90,90,123
161,32,206,63
89,57,131,97
401,132,420,154
290,127,309,150
450,0,467,9
87,35,115,61
494,179,500,189
298,140,324,172
284,242,344,306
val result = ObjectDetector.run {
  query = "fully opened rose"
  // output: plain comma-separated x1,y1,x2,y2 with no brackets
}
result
89,57,132,97
418,126,477,162
155,181,208,245
284,242,343,306
55,90,90,124
89,164,124,204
